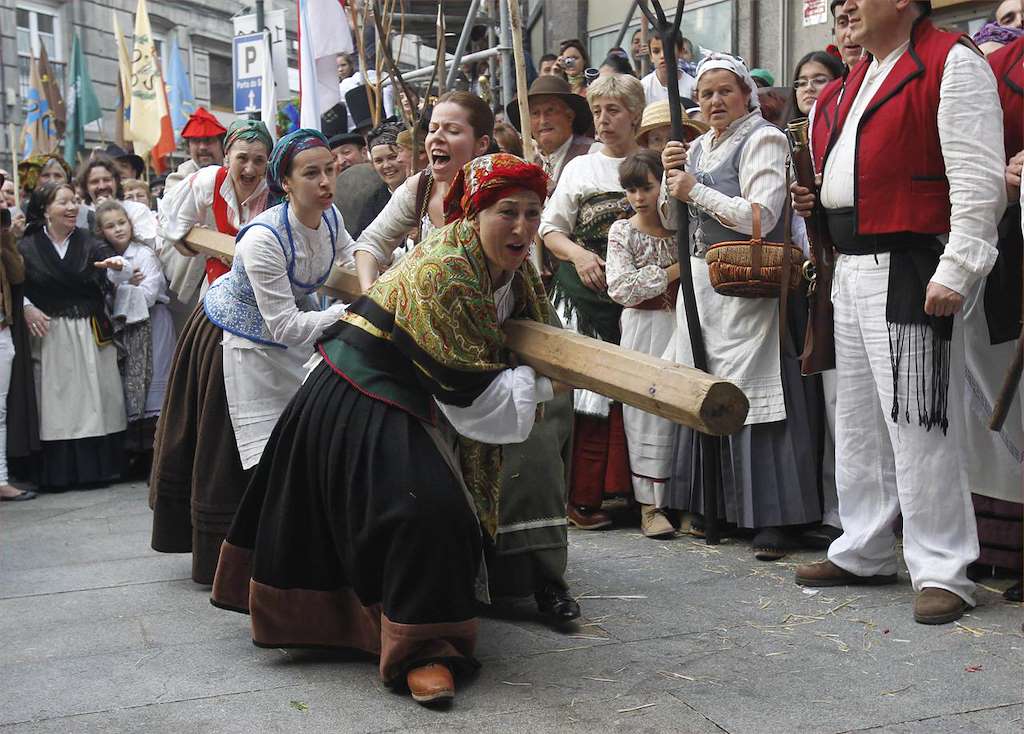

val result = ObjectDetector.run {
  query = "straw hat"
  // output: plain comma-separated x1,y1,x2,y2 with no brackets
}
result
636,100,708,145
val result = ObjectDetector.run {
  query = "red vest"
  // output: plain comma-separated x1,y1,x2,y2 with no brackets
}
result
811,19,965,236
988,35,1024,162
205,166,236,284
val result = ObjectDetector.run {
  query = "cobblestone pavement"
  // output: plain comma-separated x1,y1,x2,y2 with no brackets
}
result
1,482,1021,733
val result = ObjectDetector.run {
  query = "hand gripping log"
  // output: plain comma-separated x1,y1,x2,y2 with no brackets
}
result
182,226,749,434
637,0,724,544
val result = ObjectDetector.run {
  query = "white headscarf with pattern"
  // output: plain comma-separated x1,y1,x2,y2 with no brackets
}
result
694,52,760,111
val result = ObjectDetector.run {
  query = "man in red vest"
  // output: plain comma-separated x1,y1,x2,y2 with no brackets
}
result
791,0,1005,625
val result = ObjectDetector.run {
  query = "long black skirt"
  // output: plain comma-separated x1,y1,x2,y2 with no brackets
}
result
211,358,483,685
149,306,249,585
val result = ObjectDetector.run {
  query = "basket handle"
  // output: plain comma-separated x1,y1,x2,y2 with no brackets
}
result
750,203,763,279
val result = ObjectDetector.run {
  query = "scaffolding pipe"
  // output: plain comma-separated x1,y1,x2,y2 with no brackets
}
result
404,45,501,82
445,0,484,89
487,0,500,110
499,0,514,110
614,0,640,48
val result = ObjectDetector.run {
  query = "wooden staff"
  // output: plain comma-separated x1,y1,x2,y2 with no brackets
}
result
638,0,724,545
182,226,749,434
640,15,650,76
348,1,373,121
430,4,446,98
506,0,542,271
990,328,1024,431
9,124,20,210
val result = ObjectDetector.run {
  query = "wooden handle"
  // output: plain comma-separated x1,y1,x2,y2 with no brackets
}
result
181,227,750,434
182,226,363,302
503,319,749,435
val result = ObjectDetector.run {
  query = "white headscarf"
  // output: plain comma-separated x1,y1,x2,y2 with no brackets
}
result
694,52,760,111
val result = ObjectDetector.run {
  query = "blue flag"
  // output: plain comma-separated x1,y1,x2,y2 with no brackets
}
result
166,36,195,143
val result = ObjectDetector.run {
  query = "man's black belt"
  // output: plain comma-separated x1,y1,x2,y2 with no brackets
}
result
825,207,940,255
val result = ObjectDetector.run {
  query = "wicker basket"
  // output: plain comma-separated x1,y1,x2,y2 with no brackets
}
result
704,203,803,298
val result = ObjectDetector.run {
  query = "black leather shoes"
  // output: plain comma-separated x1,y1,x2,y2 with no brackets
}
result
535,585,581,622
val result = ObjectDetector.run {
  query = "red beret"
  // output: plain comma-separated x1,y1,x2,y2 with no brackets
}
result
181,107,227,139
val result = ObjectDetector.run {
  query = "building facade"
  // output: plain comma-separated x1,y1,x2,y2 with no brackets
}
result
0,0,265,174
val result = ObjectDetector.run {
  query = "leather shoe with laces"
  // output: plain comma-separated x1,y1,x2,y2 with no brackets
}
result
406,663,455,705
567,505,612,530
795,560,897,587
914,587,971,625
535,585,581,622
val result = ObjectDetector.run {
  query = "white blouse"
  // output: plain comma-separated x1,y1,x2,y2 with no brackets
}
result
661,110,789,237
538,151,627,239
436,278,554,444
228,204,355,350
605,218,678,307
106,241,170,324
157,164,269,300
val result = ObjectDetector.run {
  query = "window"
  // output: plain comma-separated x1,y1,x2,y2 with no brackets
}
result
208,53,233,111
17,4,66,100
589,0,733,73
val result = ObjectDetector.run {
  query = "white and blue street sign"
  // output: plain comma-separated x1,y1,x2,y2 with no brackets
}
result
233,32,265,114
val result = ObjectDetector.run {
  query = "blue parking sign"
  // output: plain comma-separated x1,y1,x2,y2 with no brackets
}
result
233,33,264,114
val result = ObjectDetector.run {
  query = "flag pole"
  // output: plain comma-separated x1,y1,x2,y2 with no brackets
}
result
9,125,20,210
505,0,542,272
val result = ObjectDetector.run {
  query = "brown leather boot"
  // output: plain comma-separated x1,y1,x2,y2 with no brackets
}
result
406,663,455,704
914,588,971,625
795,560,898,587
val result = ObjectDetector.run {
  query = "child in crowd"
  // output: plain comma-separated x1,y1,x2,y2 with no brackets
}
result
605,150,679,539
122,179,152,209
93,200,174,472
637,100,708,154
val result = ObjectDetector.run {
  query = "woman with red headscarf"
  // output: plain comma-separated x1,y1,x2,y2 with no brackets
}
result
211,153,560,706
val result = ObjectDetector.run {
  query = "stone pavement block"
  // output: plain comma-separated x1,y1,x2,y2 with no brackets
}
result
1,484,1022,733
0,553,191,599
0,585,251,666
649,622,1024,734
1,526,155,572
848,703,1023,733
0,638,385,726
4,505,152,544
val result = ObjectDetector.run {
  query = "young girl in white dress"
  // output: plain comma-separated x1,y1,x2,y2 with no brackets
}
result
605,150,679,539
94,200,174,468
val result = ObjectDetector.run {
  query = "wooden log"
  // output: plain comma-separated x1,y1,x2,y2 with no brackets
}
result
180,227,750,434
181,226,364,302
504,320,748,436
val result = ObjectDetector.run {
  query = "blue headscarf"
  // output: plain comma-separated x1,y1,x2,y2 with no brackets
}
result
268,128,330,188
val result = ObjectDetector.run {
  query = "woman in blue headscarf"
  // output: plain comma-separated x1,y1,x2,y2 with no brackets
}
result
150,129,357,584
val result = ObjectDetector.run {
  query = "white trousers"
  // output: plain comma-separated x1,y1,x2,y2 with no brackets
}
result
827,253,978,605
0,327,13,484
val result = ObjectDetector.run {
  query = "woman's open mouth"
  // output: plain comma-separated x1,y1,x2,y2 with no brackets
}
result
431,151,451,166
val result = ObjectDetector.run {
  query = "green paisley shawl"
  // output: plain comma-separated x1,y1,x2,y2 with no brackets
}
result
321,218,550,538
